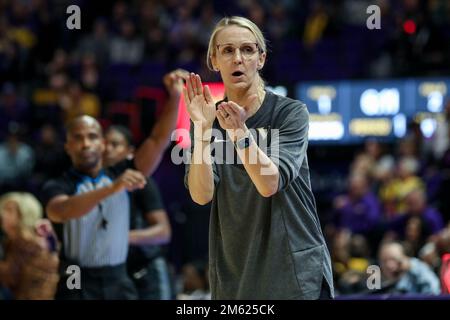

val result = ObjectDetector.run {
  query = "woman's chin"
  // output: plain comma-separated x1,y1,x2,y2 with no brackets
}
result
226,80,249,91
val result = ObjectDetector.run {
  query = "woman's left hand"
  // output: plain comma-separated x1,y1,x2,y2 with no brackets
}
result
217,95,258,141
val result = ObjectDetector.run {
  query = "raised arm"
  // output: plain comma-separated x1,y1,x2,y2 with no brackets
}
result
184,73,217,205
134,69,188,176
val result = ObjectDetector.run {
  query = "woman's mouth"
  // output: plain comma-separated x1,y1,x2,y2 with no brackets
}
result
231,71,245,82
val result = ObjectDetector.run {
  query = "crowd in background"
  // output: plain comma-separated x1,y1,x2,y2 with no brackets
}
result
1,0,450,299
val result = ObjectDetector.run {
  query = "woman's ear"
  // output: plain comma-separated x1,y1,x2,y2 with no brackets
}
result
211,55,219,72
257,52,266,71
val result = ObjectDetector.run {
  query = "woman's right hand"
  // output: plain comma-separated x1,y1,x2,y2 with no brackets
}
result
183,73,216,129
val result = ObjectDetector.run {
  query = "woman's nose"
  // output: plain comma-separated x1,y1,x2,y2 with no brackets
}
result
232,48,243,63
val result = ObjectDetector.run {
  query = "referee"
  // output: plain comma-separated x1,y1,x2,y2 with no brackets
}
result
41,70,185,299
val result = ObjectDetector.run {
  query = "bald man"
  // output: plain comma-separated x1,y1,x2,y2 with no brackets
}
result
41,70,186,299
378,242,440,295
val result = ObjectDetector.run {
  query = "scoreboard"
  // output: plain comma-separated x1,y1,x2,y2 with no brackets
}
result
296,78,450,144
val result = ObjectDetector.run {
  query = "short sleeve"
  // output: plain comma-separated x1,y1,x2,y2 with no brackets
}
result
267,102,309,191
41,177,74,208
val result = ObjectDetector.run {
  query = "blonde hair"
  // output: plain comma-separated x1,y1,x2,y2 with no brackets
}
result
206,16,267,70
0,192,43,230
206,16,267,97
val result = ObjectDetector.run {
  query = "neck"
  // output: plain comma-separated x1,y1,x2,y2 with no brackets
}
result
75,162,103,178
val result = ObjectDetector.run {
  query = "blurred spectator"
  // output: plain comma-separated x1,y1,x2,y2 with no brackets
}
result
397,136,421,159
168,6,197,64
139,0,162,31
246,1,266,29
31,0,59,66
0,16,21,83
49,72,69,93
110,1,130,34
335,233,373,295
0,83,30,139
0,192,59,300
45,49,69,77
141,1,170,62
402,216,431,257
331,228,352,279
350,153,374,177
431,99,450,161
379,156,424,218
438,136,450,222
0,123,35,193
59,81,101,124
378,241,441,295
390,189,444,237
418,242,440,275
79,53,100,93
340,0,374,26
76,18,111,67
177,260,210,300
110,19,144,65
303,1,329,49
266,3,290,42
332,174,381,234
4,1,37,79
193,4,219,48
168,6,197,48
32,124,68,190
386,188,445,257
361,139,395,191
364,139,394,170
428,0,450,26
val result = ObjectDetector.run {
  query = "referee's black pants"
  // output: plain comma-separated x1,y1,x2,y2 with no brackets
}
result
55,263,137,300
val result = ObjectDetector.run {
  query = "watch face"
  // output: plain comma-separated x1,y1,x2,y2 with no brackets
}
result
243,137,250,148
236,136,251,149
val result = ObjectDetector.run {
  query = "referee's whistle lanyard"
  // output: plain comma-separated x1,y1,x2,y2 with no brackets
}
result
71,168,109,229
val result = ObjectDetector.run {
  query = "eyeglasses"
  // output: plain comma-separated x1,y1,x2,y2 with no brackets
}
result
216,42,260,60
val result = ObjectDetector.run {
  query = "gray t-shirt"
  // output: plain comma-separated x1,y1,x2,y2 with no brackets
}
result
185,91,334,299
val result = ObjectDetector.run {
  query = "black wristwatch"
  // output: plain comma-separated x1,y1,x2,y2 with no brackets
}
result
234,131,253,150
